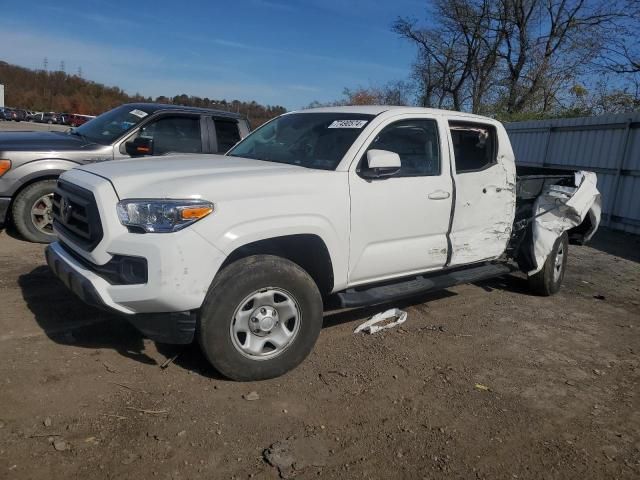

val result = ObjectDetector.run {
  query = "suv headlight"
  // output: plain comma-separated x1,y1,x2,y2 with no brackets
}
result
116,199,214,233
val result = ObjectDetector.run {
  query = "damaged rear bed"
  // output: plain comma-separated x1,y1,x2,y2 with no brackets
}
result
509,165,601,274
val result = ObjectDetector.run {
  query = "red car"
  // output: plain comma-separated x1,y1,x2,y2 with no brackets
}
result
68,114,95,127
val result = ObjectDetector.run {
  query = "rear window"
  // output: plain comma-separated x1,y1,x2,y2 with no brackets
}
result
449,122,497,173
214,119,241,152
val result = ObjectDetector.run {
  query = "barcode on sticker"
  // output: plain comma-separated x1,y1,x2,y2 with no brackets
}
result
129,109,148,118
328,120,368,129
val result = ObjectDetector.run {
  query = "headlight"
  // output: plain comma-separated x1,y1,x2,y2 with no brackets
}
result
116,199,214,233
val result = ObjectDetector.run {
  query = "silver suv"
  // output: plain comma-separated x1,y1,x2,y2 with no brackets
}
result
0,103,250,242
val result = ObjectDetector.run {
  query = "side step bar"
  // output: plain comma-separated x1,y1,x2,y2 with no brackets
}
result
336,262,516,308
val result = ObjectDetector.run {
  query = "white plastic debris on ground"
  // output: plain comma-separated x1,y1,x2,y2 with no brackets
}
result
354,308,407,334
530,171,601,275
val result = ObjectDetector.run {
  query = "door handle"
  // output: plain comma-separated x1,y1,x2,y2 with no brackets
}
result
428,190,451,200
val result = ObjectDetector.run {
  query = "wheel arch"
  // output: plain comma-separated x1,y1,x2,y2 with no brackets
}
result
5,173,62,224
220,234,335,296
5,158,81,195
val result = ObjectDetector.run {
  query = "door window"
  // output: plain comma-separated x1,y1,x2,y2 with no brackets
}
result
214,119,241,152
449,122,497,173
360,119,440,177
136,116,202,155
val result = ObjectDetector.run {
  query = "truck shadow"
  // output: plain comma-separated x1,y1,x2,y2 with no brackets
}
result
473,273,532,295
18,266,528,379
18,266,158,366
587,228,640,263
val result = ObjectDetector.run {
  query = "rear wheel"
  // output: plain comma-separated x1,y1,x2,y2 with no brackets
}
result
12,179,58,243
528,232,568,296
198,255,323,381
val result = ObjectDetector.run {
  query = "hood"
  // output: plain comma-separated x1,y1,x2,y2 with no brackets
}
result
0,130,96,152
75,154,329,199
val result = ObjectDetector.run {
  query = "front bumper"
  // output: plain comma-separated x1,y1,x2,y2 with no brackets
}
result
45,242,106,309
45,242,200,345
0,197,10,226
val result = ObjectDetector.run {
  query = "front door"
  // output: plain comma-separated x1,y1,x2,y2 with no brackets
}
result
447,120,516,266
348,117,453,285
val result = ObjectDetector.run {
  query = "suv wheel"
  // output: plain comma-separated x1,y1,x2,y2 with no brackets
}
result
198,255,323,381
12,179,58,243
528,232,568,296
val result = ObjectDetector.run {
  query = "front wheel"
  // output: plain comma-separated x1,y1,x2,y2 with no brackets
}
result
198,255,323,381
11,179,58,243
528,232,568,296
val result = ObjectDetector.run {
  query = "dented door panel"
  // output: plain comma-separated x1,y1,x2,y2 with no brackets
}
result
447,120,517,266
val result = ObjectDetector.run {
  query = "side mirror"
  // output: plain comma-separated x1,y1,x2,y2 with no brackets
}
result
126,137,154,157
362,149,401,178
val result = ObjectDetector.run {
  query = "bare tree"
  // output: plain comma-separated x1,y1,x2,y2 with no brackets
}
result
393,0,636,116
394,0,504,112
498,0,630,114
596,1,640,75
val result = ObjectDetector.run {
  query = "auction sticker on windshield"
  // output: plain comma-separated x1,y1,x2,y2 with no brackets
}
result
129,109,148,118
328,120,368,128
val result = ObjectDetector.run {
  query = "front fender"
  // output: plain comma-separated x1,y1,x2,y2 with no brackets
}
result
0,158,82,196
194,214,349,291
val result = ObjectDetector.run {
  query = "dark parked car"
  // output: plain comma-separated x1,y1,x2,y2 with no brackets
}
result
57,113,71,125
10,109,27,122
1,108,23,121
0,103,250,242
44,112,59,124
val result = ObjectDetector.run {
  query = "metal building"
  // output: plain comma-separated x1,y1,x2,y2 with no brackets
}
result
506,113,640,234
0,84,4,108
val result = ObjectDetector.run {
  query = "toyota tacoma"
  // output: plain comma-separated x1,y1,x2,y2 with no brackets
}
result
45,106,601,381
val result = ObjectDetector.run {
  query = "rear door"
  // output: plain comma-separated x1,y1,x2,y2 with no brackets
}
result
348,115,453,285
447,120,516,266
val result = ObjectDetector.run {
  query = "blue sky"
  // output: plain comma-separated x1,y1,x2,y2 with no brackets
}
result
0,0,427,109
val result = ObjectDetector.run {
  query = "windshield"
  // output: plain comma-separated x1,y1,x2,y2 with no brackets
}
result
74,105,152,145
227,112,375,170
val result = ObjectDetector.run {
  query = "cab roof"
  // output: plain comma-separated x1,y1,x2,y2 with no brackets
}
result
123,102,245,119
290,105,496,122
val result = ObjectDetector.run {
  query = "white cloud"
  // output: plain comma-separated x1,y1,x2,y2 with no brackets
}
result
203,36,406,75
286,84,321,93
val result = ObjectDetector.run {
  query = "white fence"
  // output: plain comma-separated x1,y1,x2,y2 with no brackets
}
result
506,113,640,235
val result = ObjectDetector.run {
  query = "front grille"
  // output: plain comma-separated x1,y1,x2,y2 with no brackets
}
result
52,180,103,251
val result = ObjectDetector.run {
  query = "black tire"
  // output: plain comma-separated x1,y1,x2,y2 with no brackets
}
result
11,179,58,243
528,231,568,296
198,255,323,381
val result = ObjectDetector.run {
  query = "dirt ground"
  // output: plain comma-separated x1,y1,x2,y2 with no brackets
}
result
0,228,638,479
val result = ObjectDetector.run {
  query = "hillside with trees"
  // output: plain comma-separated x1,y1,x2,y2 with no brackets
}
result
0,61,286,127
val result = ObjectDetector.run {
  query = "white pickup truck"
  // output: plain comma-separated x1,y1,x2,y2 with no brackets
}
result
45,106,601,380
